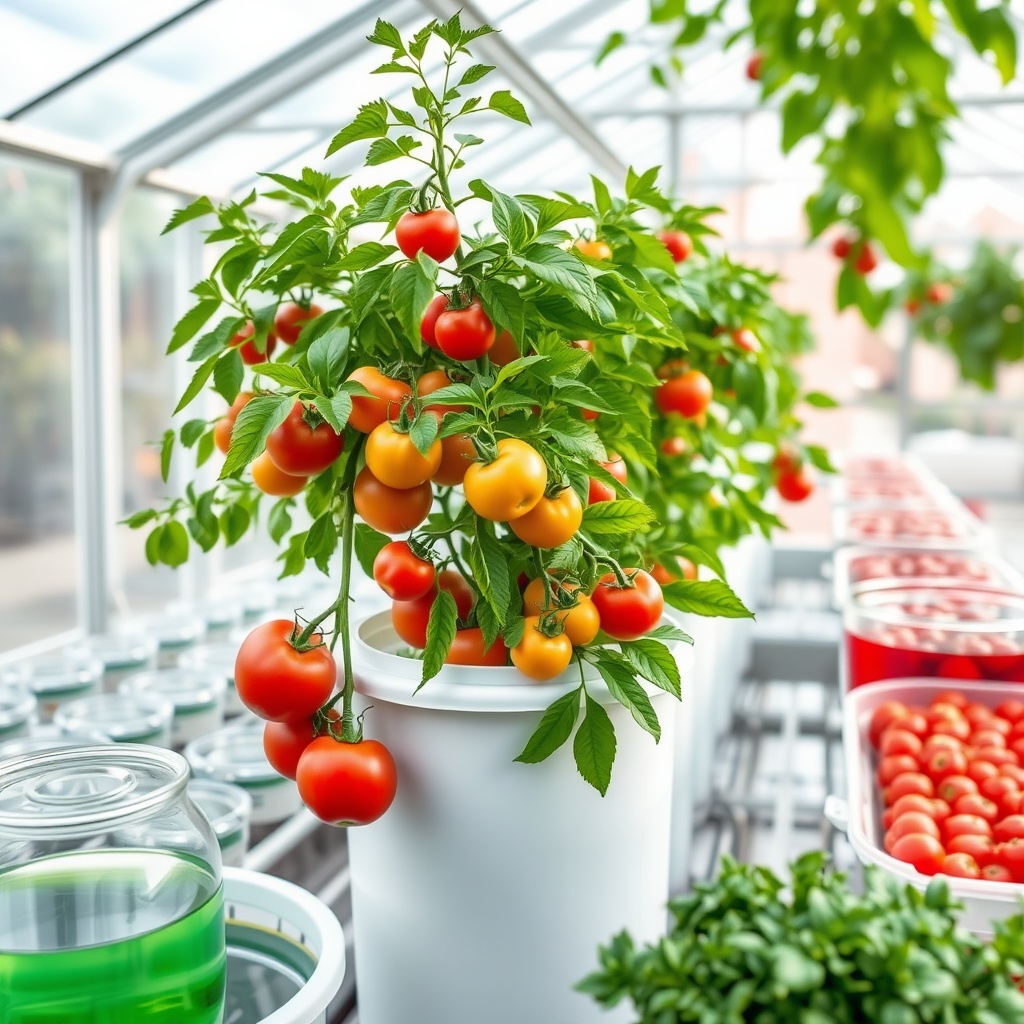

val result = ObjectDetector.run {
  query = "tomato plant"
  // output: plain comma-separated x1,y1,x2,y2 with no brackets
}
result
266,401,345,476
373,541,435,602
297,737,398,826
395,208,460,263
434,298,496,360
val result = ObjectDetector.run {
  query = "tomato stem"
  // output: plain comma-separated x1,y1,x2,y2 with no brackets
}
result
532,549,553,610
335,435,365,743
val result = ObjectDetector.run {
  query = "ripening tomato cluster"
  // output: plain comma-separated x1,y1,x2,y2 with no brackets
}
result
831,235,878,276
234,619,399,827
227,301,324,365
846,508,970,542
870,692,1024,883
848,551,1001,586
905,282,953,315
772,445,814,504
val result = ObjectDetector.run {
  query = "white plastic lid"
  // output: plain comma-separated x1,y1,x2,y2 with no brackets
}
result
120,611,207,649
2,654,104,695
55,693,174,743
71,632,158,670
120,668,228,711
185,723,279,785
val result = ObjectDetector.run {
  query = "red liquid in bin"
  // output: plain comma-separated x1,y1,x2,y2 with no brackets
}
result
846,584,1024,689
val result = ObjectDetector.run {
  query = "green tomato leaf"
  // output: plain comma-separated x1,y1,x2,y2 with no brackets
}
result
420,589,458,689
252,362,310,391
220,394,293,478
307,328,350,392
390,255,437,351
174,353,219,414
213,350,244,405
159,429,175,484
573,690,616,796
514,686,583,763
219,504,251,547
593,649,662,740
167,299,220,354
354,523,390,581
488,185,532,251
326,99,390,156
620,639,682,700
162,196,216,235
488,89,530,124
582,499,656,536
304,512,337,574
267,498,293,544
661,579,753,619
803,390,839,408
158,520,190,567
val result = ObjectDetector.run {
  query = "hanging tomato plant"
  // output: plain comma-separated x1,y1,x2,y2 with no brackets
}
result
128,15,830,815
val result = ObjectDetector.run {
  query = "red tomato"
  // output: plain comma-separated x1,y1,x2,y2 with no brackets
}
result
870,702,911,747
971,729,1007,749
235,620,335,724
883,794,939,831
926,747,968,781
933,690,970,710
981,775,1020,802
941,852,981,879
928,701,965,724
943,814,992,842
980,747,1019,767
395,208,460,262
1002,764,1024,786
878,754,921,786
995,815,1024,842
885,772,934,803
587,455,627,504
965,704,996,728
264,719,317,780
854,240,878,275
434,299,496,361
776,468,814,503
1010,739,1024,762
661,437,688,457
420,294,448,349
929,798,951,821
297,737,398,826
894,711,930,739
1001,790,1024,817
659,230,693,263
890,833,944,875
946,833,996,866
931,717,971,742
998,837,1024,881
266,401,344,476
591,569,664,642
832,236,851,259
732,328,761,353
926,282,952,304
953,793,999,824
444,628,508,667
746,51,763,80
346,367,413,434
884,812,941,853
391,570,475,649
879,729,923,759
373,541,435,602
230,320,277,364
967,760,999,785
921,734,964,757
982,863,1014,882
997,700,1024,723
274,301,323,345
655,369,713,419
937,775,977,803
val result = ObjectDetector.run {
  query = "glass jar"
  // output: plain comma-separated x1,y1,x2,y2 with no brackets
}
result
0,726,112,760
69,633,159,693
123,612,207,668
188,780,253,868
167,599,243,642
0,746,226,1022
186,724,300,825
55,694,175,747
178,643,245,717
0,685,36,743
120,669,227,748
1,655,103,723
845,580,1024,689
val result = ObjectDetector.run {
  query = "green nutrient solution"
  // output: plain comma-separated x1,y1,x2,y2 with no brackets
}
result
0,848,226,1024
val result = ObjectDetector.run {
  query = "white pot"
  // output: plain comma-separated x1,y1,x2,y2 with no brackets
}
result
349,612,683,1024
679,613,720,810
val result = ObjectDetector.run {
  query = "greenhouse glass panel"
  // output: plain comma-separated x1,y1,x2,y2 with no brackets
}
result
0,154,77,651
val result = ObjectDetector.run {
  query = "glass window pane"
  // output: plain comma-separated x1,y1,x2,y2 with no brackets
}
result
0,154,77,651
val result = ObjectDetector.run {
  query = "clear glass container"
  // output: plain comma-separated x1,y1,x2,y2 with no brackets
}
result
845,580,1024,689
167,599,244,641
178,643,245,717
122,612,208,668
0,685,36,743
69,632,159,692
1,655,103,723
56,694,175,747
188,780,253,868
120,669,228,748
0,746,226,1022
0,726,112,760
186,725,300,826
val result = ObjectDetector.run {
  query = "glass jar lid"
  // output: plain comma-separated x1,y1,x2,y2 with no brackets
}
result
188,779,253,842
55,694,174,743
178,642,238,683
185,725,278,785
0,745,188,837
71,632,158,670
0,684,36,733
0,726,112,759
120,668,228,711
2,654,104,695
121,611,207,649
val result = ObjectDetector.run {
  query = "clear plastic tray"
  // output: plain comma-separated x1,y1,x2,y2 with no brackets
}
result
832,502,993,550
836,677,1024,937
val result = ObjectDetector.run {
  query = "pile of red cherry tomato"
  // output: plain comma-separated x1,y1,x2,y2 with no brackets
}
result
846,508,970,542
870,690,1024,882
849,550,1000,585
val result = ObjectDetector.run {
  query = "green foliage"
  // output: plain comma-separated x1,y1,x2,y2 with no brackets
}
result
581,853,1024,1021
914,242,1024,389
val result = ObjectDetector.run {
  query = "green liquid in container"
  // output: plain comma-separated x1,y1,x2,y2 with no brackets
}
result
0,849,226,1023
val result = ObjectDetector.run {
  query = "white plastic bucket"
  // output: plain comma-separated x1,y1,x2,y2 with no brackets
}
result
837,677,1024,937
223,867,346,1024
667,613,697,894
680,612,723,810
348,612,683,1024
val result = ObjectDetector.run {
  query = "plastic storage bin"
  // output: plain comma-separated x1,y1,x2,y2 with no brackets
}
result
222,867,345,1024
189,780,253,867
844,580,1024,689
121,668,228,747
55,693,174,746
834,677,1024,936
832,546,1024,609
1,654,103,722
123,611,207,667
832,503,992,550
186,724,301,825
